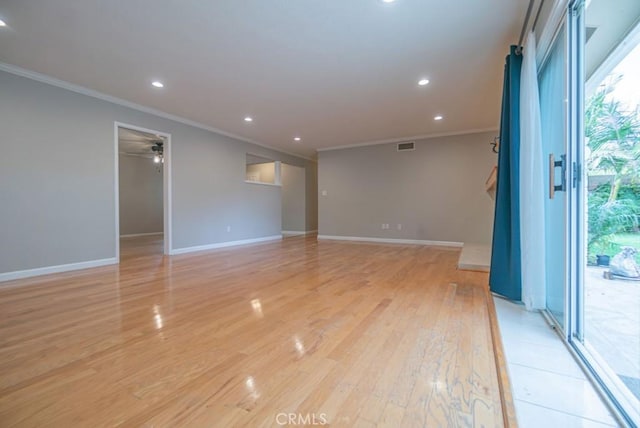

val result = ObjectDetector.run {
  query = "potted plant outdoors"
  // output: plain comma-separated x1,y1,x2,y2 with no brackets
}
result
596,254,610,266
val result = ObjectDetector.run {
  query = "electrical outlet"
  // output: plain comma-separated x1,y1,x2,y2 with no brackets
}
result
226,225,231,232
382,223,390,230
397,224,402,230
321,190,328,196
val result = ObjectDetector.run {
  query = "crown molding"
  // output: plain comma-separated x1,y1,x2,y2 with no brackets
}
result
316,127,499,152
0,62,314,161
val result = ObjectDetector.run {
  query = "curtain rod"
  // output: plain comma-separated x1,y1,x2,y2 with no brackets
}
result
515,0,545,55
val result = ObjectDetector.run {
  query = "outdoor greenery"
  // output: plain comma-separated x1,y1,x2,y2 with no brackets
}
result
585,78,640,264
588,233,640,264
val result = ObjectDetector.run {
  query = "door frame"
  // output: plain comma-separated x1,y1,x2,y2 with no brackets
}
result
114,122,172,260
568,0,585,341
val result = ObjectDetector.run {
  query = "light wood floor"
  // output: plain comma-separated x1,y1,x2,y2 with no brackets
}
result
0,236,508,427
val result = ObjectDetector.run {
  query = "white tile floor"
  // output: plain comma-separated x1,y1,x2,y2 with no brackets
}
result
493,297,622,427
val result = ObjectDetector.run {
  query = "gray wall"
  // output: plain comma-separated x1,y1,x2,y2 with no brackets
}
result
118,154,163,236
281,163,306,232
0,70,316,274
318,132,497,244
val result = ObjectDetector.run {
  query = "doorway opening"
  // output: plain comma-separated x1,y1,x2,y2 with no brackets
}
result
281,163,307,237
115,123,171,260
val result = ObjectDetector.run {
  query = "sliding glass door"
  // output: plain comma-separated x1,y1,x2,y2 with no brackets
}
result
539,0,640,424
572,0,640,424
539,21,569,330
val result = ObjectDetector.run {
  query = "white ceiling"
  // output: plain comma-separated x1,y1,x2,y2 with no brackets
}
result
0,0,528,158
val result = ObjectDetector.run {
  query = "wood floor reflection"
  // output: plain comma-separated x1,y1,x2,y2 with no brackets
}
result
0,236,507,427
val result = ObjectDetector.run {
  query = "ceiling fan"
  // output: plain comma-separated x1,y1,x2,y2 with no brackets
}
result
151,141,164,163
118,128,165,162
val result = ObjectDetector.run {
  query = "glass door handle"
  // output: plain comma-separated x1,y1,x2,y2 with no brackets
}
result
549,153,567,199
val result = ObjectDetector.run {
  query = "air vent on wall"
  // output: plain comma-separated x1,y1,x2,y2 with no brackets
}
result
397,141,415,152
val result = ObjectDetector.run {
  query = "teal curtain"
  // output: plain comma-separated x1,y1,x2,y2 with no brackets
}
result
490,46,522,301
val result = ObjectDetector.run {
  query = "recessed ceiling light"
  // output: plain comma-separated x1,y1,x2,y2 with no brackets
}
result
151,81,164,88
0,19,6,27
294,137,301,142
382,0,396,3
434,115,443,121
244,116,253,122
418,79,429,86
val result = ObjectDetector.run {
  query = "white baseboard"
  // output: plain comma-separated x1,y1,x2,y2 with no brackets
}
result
0,257,118,283
120,232,164,238
316,235,463,247
170,235,282,255
282,230,318,236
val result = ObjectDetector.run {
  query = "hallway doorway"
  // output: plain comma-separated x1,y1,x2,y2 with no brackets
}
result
115,123,172,259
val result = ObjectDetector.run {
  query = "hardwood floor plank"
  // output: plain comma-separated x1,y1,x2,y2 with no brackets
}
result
379,402,406,428
0,236,511,427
